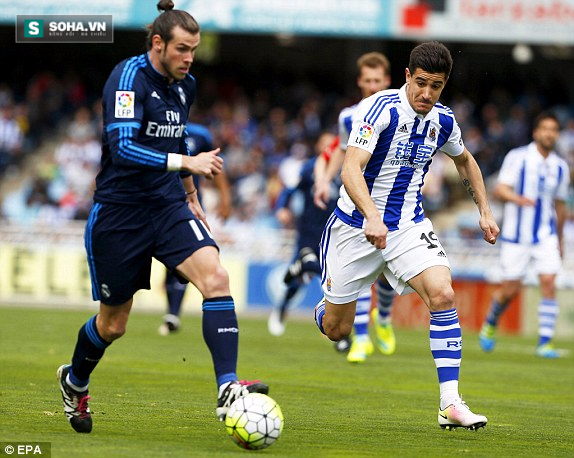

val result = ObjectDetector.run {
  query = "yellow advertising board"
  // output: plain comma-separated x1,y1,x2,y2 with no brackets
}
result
0,243,246,311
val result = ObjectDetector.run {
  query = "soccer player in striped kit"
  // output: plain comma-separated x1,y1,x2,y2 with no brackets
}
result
479,112,570,358
314,52,398,363
56,1,267,433
315,41,499,430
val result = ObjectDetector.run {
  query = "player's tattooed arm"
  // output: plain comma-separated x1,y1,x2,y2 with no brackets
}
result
451,148,500,244
462,178,479,205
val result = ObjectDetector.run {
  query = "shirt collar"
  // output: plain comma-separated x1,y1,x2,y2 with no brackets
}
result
143,52,173,86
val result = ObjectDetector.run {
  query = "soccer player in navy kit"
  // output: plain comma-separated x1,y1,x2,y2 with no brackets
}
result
56,1,267,433
159,122,232,336
267,132,339,336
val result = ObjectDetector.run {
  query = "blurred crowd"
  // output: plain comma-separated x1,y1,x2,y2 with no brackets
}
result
1,69,573,232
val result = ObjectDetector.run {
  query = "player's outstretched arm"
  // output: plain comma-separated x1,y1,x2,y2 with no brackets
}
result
451,148,499,245
313,155,330,209
212,170,232,221
313,141,343,209
494,183,536,207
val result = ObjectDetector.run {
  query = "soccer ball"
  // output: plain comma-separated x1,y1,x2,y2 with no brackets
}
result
224,393,284,450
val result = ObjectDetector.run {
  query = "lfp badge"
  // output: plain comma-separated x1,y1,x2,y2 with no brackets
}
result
115,91,135,118
358,124,374,139
354,123,375,147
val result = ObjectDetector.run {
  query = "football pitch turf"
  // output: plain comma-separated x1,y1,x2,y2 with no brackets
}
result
1,306,573,457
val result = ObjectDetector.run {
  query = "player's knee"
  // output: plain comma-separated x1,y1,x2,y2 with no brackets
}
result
428,286,456,312
99,322,126,342
202,265,230,296
323,320,352,342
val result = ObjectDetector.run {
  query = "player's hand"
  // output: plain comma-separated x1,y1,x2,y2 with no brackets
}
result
364,216,388,250
275,208,293,227
479,212,499,245
216,200,232,221
313,179,331,210
182,148,223,179
186,192,211,231
516,195,536,207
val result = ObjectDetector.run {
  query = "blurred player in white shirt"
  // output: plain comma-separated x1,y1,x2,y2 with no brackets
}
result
479,112,570,358
314,52,397,363
314,41,499,430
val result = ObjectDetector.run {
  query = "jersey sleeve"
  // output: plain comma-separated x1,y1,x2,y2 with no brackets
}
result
556,159,571,201
497,150,521,188
102,63,169,171
346,97,387,154
438,115,465,157
338,110,352,152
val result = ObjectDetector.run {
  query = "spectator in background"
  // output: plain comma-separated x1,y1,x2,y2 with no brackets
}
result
53,107,100,220
0,104,24,174
557,117,574,174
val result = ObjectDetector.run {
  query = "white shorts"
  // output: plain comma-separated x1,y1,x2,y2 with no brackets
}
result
499,236,562,280
320,216,450,304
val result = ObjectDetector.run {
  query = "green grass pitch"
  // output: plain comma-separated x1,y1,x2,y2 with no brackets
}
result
1,306,573,457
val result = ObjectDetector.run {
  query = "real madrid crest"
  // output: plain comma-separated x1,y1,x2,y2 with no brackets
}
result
178,86,186,105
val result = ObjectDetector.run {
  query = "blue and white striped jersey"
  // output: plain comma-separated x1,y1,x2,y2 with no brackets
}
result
337,104,357,152
498,142,570,245
335,84,464,232
96,52,196,205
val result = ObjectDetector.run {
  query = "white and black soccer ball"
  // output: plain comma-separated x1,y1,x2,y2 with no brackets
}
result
224,393,284,450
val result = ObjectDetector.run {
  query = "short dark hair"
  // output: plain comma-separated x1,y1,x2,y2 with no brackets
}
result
533,111,560,130
408,41,453,79
146,0,200,50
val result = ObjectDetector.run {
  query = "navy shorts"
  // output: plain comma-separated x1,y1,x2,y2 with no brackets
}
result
84,200,218,305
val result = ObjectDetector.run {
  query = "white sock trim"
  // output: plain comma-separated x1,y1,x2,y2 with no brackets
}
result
66,374,88,393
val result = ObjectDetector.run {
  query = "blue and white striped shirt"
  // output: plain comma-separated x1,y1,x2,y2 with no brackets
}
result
337,104,357,152
498,142,570,244
336,84,464,232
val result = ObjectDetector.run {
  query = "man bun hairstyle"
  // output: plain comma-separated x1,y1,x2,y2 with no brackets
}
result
408,41,453,80
146,0,200,50
157,0,175,11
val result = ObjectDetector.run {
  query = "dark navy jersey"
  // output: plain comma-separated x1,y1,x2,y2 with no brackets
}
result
277,157,338,249
95,52,196,205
